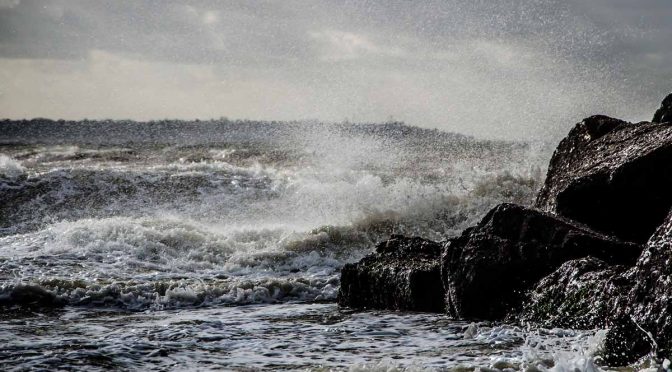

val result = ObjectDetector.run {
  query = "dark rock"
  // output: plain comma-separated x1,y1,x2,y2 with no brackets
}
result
374,234,442,257
520,210,672,363
337,94,672,365
519,258,653,365
338,235,445,312
520,257,631,329
600,316,653,367
442,203,642,320
623,210,672,356
535,115,672,243
653,93,672,123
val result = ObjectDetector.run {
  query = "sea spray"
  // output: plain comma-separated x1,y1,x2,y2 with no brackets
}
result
0,121,581,370
0,154,24,178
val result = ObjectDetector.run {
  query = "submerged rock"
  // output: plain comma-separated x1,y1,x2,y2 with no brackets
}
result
442,203,641,320
535,114,672,243
338,235,445,312
653,93,672,123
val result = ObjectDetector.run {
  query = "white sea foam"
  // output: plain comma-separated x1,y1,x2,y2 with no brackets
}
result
0,154,25,177
0,158,540,310
1,124,596,370
341,323,668,372
0,153,547,372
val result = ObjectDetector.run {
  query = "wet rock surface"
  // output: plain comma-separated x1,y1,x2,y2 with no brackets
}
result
535,115,672,243
442,203,640,320
601,316,654,366
653,93,672,123
338,235,444,312
624,210,672,356
338,93,672,366
520,257,630,329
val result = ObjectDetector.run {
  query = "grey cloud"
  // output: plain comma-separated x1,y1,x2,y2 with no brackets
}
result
0,0,671,139
0,1,312,63
0,1,622,63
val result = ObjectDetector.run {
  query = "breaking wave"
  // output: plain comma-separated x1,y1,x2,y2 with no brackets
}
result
0,154,24,178
0,123,543,311
4,121,647,371
0,169,539,311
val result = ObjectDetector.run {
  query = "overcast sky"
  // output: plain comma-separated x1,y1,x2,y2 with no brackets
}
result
0,0,670,139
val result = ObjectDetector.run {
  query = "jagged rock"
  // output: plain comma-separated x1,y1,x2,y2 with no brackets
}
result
653,93,672,123
535,114,672,243
520,257,631,329
623,210,672,356
442,203,641,320
338,235,445,312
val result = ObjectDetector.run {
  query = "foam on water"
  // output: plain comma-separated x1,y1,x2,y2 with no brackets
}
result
0,215,349,309
0,303,649,371
0,154,25,178
2,122,639,370
0,164,540,310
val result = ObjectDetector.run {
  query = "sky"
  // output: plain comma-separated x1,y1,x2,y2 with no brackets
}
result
0,0,671,140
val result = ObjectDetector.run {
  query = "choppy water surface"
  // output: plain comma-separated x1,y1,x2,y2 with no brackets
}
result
0,120,627,370
1,303,607,371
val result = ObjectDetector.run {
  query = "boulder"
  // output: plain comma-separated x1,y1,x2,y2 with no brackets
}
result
520,258,655,365
520,257,631,329
623,210,672,356
600,316,654,367
653,93,672,123
338,235,445,312
520,211,672,364
535,114,672,243
442,203,642,320
337,93,672,365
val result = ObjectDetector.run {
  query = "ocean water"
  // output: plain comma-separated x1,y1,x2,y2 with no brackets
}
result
0,120,641,370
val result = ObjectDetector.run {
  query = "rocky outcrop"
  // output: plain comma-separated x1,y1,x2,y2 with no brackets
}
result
601,316,654,366
442,203,641,320
623,210,672,356
338,93,672,367
535,115,672,243
517,212,672,366
520,257,630,329
521,258,656,365
653,93,672,123
338,235,445,312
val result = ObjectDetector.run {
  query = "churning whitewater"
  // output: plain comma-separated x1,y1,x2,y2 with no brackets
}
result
0,120,616,370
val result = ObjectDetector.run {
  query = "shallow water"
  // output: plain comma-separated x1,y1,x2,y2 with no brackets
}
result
0,120,626,371
0,303,605,371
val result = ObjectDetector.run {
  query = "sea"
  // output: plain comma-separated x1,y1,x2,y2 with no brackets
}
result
0,119,652,371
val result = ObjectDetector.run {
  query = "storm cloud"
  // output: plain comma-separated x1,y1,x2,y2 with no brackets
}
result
0,0,670,139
